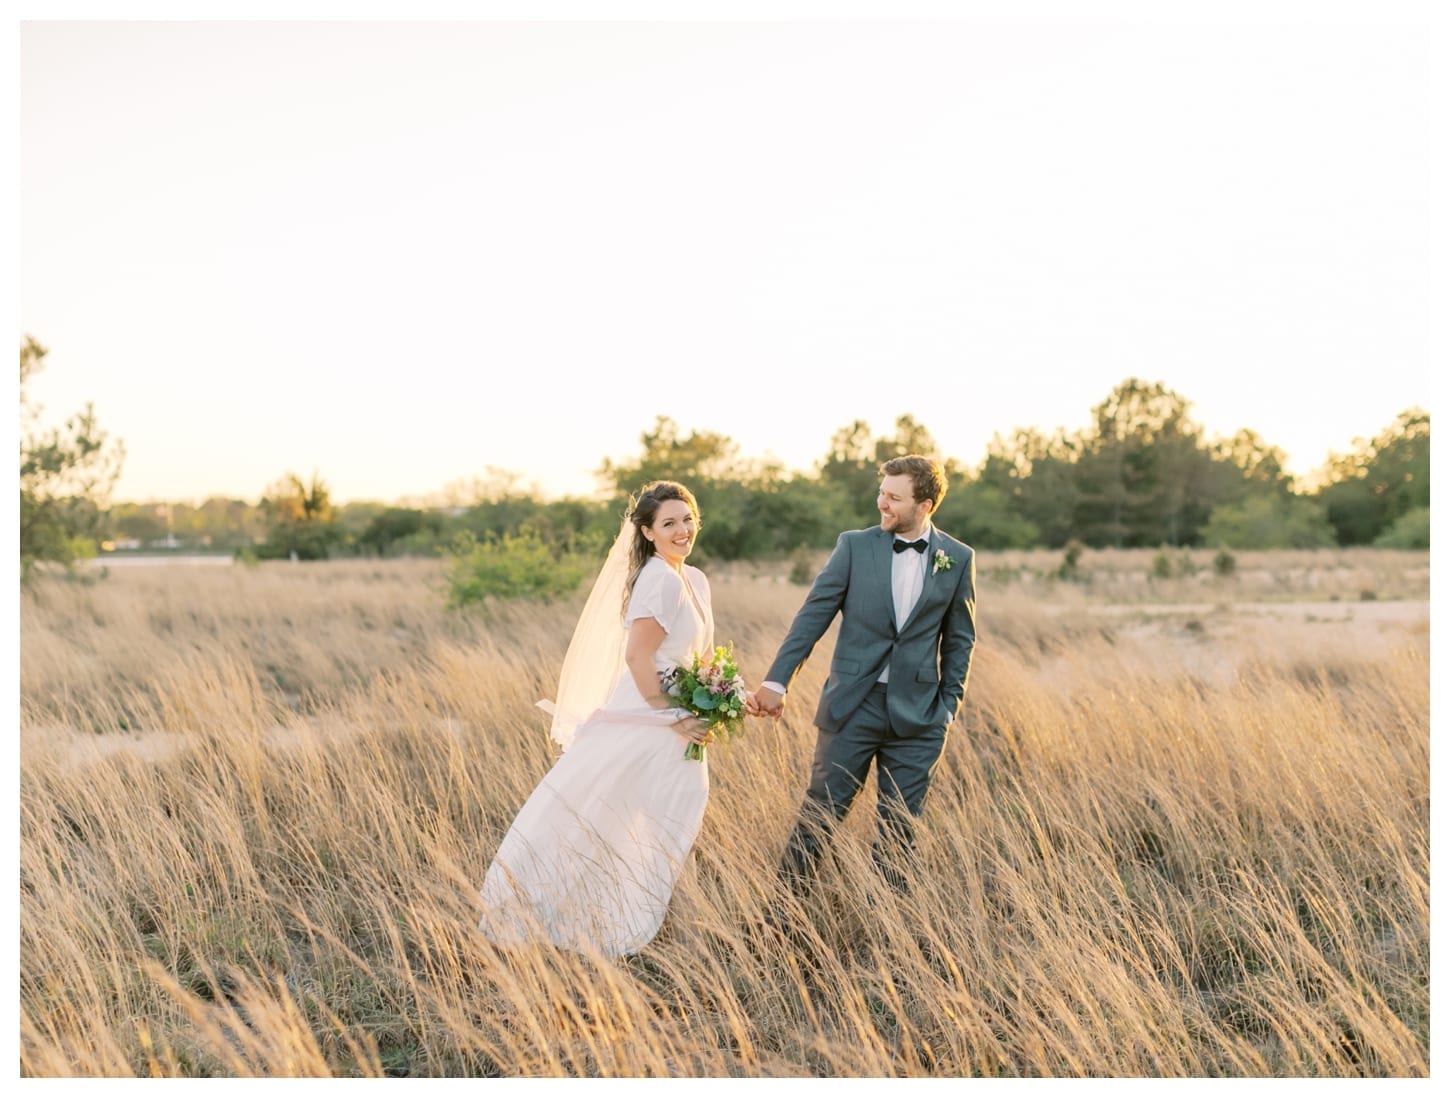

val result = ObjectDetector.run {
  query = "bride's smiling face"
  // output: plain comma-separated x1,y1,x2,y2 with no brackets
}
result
643,499,698,567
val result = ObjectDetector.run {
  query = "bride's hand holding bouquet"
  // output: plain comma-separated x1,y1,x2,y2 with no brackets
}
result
660,643,751,761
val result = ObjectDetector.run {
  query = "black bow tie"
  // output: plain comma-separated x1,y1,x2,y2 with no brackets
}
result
893,538,928,554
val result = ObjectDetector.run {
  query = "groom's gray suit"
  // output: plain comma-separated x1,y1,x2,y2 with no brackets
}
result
766,523,976,889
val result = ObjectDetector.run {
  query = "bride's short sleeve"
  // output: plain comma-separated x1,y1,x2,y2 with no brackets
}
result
625,562,685,632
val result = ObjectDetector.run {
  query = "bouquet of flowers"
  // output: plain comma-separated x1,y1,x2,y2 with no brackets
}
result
660,643,749,761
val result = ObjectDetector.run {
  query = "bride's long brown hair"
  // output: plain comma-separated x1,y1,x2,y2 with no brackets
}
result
621,481,701,618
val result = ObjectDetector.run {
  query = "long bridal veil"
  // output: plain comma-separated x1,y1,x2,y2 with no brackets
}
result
536,517,632,751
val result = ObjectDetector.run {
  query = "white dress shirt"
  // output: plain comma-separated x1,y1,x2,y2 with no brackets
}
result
879,523,931,683
763,523,932,696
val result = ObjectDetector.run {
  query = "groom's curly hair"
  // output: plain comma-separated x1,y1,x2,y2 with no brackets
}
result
879,455,947,509
621,481,702,615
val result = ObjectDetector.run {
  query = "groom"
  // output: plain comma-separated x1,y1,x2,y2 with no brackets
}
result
750,455,976,895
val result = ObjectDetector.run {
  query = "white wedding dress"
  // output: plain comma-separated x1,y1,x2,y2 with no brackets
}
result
478,555,713,958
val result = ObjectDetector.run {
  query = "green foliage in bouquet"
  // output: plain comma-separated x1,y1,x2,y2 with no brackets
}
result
661,643,748,761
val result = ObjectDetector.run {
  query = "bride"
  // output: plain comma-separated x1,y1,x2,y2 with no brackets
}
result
478,481,731,959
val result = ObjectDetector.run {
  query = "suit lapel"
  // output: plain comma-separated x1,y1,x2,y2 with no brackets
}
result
870,528,896,632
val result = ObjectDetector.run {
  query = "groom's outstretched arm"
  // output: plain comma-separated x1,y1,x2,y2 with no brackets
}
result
762,531,853,697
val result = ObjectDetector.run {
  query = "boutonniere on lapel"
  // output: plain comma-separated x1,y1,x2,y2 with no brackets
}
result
932,549,955,575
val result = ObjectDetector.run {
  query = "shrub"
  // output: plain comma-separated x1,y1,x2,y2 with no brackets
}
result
255,521,344,562
1152,546,1198,580
789,547,816,586
1213,546,1237,577
445,531,587,610
1201,494,1336,549
1058,539,1085,580
358,507,445,557
1372,506,1430,549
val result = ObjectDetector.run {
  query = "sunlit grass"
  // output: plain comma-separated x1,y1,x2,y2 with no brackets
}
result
19,552,1428,1076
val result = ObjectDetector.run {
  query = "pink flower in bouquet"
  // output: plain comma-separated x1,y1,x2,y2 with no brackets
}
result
658,642,750,761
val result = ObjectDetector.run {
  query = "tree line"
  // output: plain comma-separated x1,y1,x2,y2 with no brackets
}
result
19,335,1430,580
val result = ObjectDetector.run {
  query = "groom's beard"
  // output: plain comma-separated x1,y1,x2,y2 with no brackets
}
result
880,509,925,536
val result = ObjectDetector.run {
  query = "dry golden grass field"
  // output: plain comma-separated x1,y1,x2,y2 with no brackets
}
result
18,547,1429,1077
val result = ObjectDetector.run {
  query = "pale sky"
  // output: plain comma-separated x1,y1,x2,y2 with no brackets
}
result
18,3,1435,505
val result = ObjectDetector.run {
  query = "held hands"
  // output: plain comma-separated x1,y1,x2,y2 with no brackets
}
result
746,684,784,720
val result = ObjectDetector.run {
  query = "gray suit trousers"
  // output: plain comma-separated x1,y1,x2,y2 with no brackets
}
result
778,682,947,892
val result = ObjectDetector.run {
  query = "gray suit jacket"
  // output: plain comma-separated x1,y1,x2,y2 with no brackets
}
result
766,525,976,737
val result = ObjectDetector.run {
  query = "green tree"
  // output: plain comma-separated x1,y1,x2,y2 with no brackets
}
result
447,490,615,561
873,414,939,466
1316,409,1430,544
526,498,618,556
741,469,846,555
107,502,170,546
598,416,746,498
460,495,553,541
974,428,1080,547
1210,429,1295,499
817,414,951,533
357,506,445,557
194,496,269,547
597,417,765,561
817,419,878,520
1072,379,1213,547
19,336,125,578
256,472,344,560
937,480,1041,549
